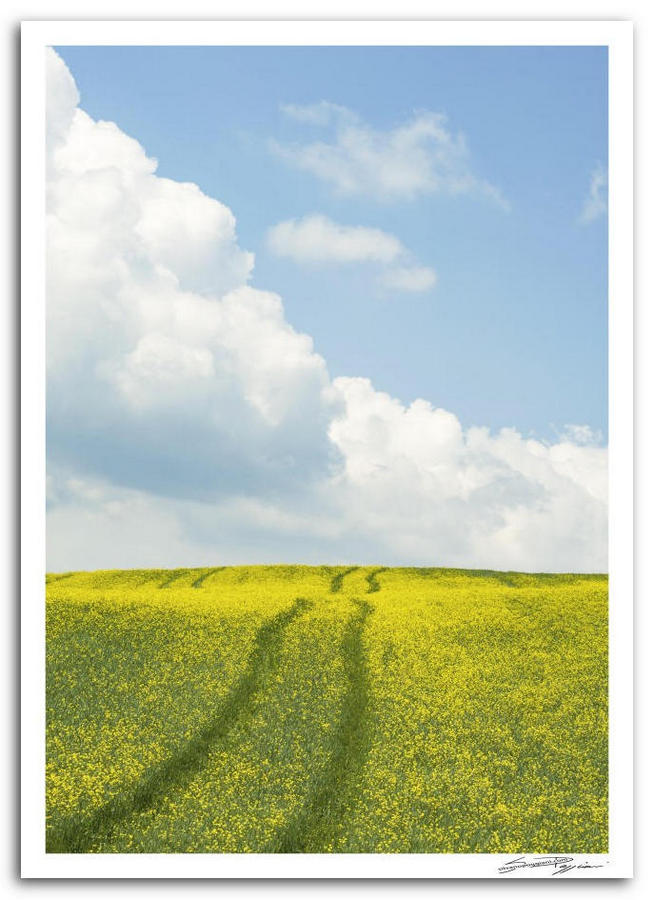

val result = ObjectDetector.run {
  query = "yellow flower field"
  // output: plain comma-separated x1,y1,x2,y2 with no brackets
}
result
46,566,607,853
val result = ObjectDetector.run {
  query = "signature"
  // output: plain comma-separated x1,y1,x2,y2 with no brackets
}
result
498,855,607,876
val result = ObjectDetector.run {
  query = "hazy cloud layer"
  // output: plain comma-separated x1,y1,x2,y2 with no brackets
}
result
46,50,606,573
273,101,508,206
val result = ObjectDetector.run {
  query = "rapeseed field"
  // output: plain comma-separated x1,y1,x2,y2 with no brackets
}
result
46,566,608,853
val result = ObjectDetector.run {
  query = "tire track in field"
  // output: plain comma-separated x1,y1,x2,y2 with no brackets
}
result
46,596,312,853
273,597,374,853
365,567,387,593
330,566,359,593
158,569,188,589
136,570,171,587
191,567,225,589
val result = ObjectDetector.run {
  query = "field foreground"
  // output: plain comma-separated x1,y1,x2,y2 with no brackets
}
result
46,566,608,854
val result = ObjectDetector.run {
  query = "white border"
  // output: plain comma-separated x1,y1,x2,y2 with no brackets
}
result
21,19,633,880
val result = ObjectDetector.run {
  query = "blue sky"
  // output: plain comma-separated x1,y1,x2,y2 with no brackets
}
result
46,46,608,571
54,45,608,441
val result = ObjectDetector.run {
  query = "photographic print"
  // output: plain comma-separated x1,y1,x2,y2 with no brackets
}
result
21,20,632,878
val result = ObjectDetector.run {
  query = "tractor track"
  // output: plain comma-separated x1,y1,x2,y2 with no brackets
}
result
329,567,359,593
192,567,225,589
47,596,312,853
273,597,374,853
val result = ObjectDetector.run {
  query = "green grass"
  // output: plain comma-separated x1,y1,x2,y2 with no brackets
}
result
46,565,608,854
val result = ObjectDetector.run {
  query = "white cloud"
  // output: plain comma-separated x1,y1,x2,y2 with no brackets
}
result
579,163,608,224
103,332,216,410
267,214,437,293
327,379,607,571
46,44,79,152
380,266,438,293
273,102,508,206
46,50,606,574
46,48,338,506
267,214,404,265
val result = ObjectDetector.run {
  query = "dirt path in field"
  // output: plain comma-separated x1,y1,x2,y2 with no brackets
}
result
273,597,374,853
191,567,225,588
329,566,359,593
46,596,312,853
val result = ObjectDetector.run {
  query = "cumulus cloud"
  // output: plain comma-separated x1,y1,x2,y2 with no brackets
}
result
326,379,607,571
267,214,437,293
272,102,508,206
579,163,608,224
46,44,79,152
46,50,606,573
46,47,339,505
